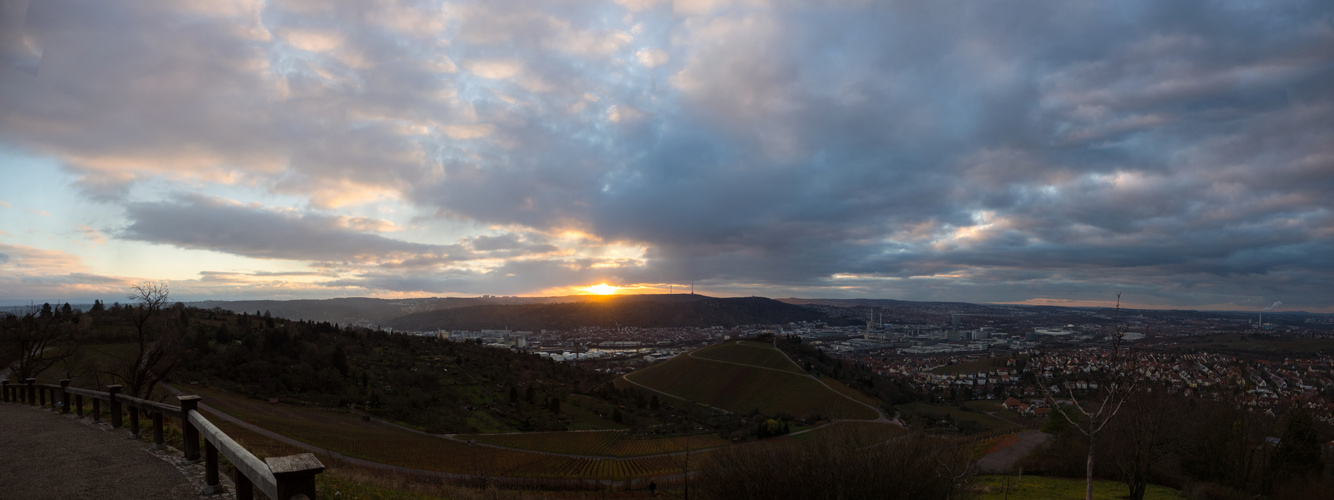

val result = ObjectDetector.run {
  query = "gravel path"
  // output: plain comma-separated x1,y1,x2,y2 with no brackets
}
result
976,429,1048,473
0,403,206,499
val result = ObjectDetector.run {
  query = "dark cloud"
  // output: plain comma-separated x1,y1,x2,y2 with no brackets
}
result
3,1,1333,309
120,194,450,262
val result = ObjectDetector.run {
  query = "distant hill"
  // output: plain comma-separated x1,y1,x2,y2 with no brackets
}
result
620,340,880,419
383,294,837,331
186,297,514,326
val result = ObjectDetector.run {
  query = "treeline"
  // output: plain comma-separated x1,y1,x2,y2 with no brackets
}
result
176,309,613,433
1026,385,1332,500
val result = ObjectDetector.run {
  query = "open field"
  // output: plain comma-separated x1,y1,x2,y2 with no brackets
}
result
689,341,806,374
182,384,711,479
817,375,883,409
973,475,1184,500
623,342,879,420
466,430,730,457
898,402,1023,434
929,356,1011,375
1167,332,1334,356
789,421,906,442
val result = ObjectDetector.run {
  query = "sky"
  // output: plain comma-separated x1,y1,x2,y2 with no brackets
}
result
1,0,1332,312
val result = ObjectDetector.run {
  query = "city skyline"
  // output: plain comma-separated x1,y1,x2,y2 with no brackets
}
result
1,1,1332,312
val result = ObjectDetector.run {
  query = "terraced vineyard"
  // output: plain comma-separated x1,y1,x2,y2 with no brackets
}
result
170,339,887,481
183,385,716,479
689,340,806,374
623,341,879,420
790,421,907,442
467,430,730,457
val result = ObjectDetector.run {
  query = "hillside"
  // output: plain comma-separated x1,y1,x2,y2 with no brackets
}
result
187,296,578,327
621,340,881,420
384,294,839,331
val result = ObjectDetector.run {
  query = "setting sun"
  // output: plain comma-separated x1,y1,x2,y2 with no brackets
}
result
584,283,619,295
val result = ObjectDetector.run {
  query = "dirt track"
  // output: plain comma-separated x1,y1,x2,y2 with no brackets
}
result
976,429,1047,473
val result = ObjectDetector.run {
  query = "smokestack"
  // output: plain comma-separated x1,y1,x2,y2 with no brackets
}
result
1260,301,1282,327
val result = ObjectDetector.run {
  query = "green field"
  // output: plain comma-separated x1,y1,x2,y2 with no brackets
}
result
623,342,879,420
690,341,806,374
466,430,730,457
818,375,883,408
973,475,1184,500
1169,332,1334,356
180,384,704,479
930,356,1010,375
898,402,1022,434
789,421,907,442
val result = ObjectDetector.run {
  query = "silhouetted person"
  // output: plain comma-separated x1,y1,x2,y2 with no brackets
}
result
649,480,657,497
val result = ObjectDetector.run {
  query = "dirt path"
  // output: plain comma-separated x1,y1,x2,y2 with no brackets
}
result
0,403,204,499
976,429,1047,473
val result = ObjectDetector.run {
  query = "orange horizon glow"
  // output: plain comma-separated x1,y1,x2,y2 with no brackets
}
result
583,283,620,295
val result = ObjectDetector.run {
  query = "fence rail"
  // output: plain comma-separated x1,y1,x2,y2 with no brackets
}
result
1,378,324,499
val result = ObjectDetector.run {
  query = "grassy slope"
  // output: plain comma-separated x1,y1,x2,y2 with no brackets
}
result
181,384,697,479
689,340,806,374
624,342,878,420
930,356,1010,375
973,475,1184,500
789,421,907,442
898,402,1022,433
466,430,730,457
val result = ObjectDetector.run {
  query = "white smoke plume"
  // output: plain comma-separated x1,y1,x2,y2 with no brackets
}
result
1262,301,1283,311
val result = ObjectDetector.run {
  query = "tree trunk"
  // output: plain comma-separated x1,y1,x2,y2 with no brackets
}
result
1086,441,1094,500
1131,481,1146,500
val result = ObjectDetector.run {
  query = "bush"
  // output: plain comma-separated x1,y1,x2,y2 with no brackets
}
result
696,427,975,500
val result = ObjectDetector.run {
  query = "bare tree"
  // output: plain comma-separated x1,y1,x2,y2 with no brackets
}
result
1038,293,1141,500
1104,387,1183,500
1,304,78,380
105,281,181,399
933,436,980,500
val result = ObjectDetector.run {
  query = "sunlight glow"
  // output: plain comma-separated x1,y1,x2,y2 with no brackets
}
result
584,283,619,295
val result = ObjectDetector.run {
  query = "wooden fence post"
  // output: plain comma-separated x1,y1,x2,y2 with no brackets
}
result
107,385,123,428
1,380,8,403
25,378,35,405
204,440,223,494
92,397,101,422
39,385,46,407
179,395,202,462
76,394,84,417
129,405,141,438
152,411,165,449
59,380,70,414
235,470,255,500
267,453,325,500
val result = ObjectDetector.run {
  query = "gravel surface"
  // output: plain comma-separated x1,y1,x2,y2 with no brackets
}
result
976,429,1048,473
0,403,216,500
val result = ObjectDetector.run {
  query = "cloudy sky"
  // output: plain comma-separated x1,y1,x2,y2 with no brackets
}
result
1,0,1332,311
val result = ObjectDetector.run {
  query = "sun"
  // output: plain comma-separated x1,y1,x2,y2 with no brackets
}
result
584,283,619,295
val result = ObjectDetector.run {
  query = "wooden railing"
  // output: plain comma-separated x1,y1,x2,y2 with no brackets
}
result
2,378,324,500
